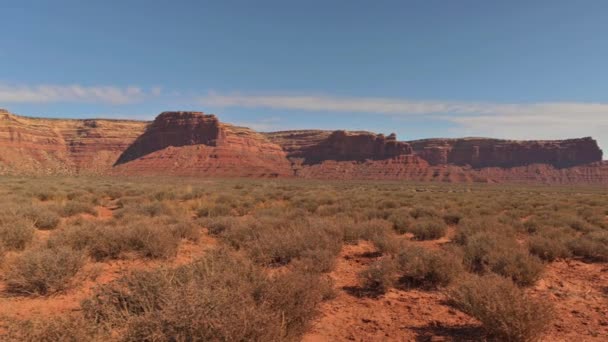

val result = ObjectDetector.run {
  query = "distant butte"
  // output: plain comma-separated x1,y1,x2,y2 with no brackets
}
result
0,109,605,183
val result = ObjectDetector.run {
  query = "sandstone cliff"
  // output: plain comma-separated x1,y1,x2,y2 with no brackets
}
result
0,109,606,183
0,110,145,175
112,111,292,177
409,137,603,168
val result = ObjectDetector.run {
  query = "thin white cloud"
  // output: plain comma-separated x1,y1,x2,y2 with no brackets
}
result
0,83,160,104
198,92,608,153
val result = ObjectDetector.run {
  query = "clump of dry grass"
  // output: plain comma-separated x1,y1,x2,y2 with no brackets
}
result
394,245,462,289
0,217,35,250
568,230,608,262
448,274,554,342
5,247,85,296
461,232,543,287
48,220,181,260
4,315,105,342
82,250,330,341
408,218,447,240
20,205,61,230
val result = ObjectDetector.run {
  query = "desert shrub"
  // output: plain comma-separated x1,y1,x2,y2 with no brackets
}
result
57,201,97,217
409,206,440,219
462,232,543,287
126,224,181,259
217,216,342,272
34,190,56,201
395,245,462,289
5,315,103,342
455,218,514,245
0,217,35,250
195,202,233,218
82,250,327,341
6,247,84,296
48,223,126,260
408,218,447,240
49,221,180,260
359,258,397,294
136,201,173,217
528,228,574,261
0,244,5,265
20,206,61,230
568,230,608,262
170,220,200,242
448,275,553,342
387,209,412,234
442,212,462,225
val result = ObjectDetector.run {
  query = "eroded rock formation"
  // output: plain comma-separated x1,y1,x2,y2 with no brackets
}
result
409,137,603,168
0,108,605,183
112,111,292,177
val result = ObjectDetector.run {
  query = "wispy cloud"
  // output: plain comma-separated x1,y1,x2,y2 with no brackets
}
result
0,83,160,104
199,92,608,119
199,92,608,152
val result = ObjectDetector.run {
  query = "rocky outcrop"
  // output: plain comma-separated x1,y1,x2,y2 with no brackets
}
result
113,111,292,177
409,137,603,168
0,111,145,175
0,109,606,183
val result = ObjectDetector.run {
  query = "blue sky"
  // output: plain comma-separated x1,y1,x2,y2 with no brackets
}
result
1,0,607,153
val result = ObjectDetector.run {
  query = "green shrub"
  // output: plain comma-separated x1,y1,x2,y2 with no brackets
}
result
448,275,553,342
6,247,84,296
0,217,35,250
48,223,126,261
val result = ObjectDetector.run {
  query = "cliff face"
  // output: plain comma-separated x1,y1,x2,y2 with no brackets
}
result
0,110,145,175
112,111,292,177
409,137,603,168
0,109,605,183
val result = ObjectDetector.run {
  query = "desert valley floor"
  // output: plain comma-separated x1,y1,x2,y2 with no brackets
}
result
0,177,606,341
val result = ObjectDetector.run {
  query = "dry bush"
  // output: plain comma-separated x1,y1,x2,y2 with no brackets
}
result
82,250,328,341
5,247,84,296
196,202,233,218
388,209,412,234
359,258,398,294
454,218,514,246
528,228,574,261
5,315,104,342
395,245,462,289
568,230,608,262
409,206,440,219
408,218,447,240
20,206,61,230
442,212,462,225
448,274,553,342
56,201,97,217
462,232,543,287
170,220,200,242
0,217,35,250
49,220,181,260
0,244,5,266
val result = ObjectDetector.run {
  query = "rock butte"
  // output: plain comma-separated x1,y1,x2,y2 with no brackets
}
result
0,109,606,183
